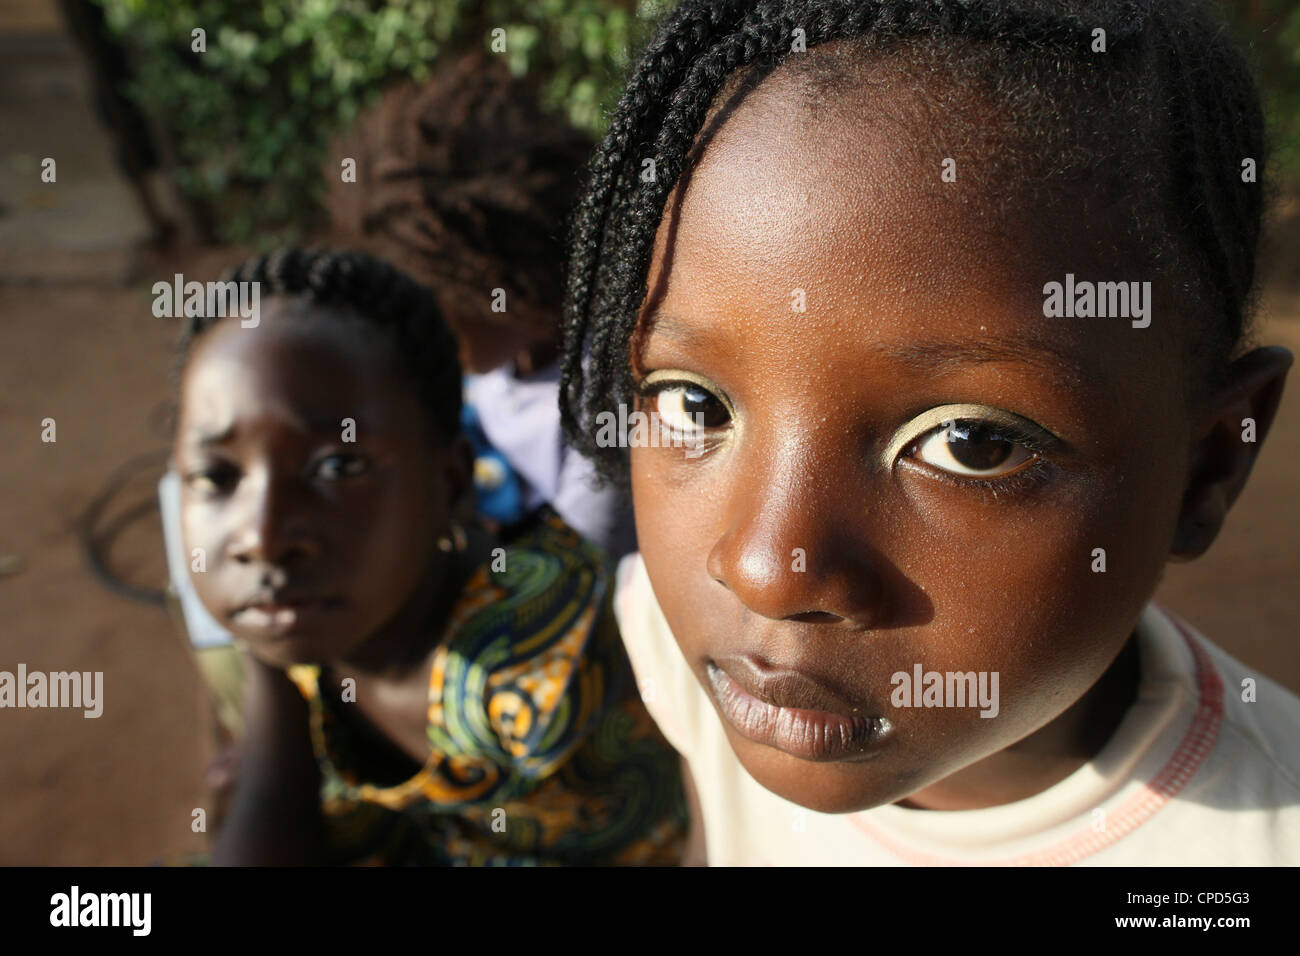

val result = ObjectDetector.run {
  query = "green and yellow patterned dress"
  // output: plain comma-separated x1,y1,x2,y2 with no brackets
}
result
285,512,686,865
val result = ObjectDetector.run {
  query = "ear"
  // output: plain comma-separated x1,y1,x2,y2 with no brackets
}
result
1169,346,1292,562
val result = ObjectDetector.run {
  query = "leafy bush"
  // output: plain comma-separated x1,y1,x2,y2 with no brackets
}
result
1224,1,1300,192
96,0,1297,244
97,0,672,243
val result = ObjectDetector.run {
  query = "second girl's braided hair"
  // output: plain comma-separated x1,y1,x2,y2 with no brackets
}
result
176,247,462,441
560,0,1270,486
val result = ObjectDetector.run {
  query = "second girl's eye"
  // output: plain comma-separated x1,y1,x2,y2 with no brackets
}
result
313,453,370,481
184,461,240,495
648,382,731,432
909,420,1035,478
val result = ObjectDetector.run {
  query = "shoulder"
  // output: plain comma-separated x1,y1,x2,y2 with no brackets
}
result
465,366,563,439
1142,606,1300,862
1169,611,1300,795
432,514,623,776
492,510,614,615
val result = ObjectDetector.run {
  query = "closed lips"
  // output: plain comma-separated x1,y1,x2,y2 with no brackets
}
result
230,593,342,632
236,592,336,612
706,658,892,762
713,656,866,715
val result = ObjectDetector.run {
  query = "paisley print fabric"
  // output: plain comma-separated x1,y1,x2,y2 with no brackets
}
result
287,512,686,866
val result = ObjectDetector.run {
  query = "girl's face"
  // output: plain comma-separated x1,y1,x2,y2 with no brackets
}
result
175,298,460,669
628,75,1194,812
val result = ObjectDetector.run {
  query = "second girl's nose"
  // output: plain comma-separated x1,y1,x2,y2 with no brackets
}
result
226,472,320,570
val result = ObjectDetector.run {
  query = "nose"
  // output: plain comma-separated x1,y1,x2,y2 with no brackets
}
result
226,471,319,570
705,443,888,628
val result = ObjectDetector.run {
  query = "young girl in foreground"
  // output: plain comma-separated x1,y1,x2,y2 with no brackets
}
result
561,0,1300,864
174,248,683,865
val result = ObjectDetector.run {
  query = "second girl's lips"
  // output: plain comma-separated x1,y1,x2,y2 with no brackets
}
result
706,655,892,762
230,591,343,636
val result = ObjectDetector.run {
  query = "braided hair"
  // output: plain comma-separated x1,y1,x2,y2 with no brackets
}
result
175,247,462,441
325,50,594,340
560,0,1270,486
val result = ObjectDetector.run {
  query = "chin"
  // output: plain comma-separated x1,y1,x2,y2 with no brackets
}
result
236,632,327,669
730,734,919,814
235,639,299,670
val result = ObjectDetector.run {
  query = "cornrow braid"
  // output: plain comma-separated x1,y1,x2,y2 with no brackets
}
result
561,0,1269,486
175,247,462,441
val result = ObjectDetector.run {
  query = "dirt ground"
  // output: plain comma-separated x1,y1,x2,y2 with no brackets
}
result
1,20,1298,865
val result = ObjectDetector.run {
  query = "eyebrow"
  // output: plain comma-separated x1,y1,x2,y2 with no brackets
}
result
192,425,235,447
643,311,1096,388
878,339,1095,388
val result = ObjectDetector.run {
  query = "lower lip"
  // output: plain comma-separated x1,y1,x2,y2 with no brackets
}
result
706,663,891,762
232,603,333,636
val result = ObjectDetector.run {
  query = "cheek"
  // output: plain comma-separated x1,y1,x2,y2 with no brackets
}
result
899,460,1179,731
178,497,205,556
629,447,717,644
629,449,681,553
179,497,225,597
630,441,1178,732
339,470,446,579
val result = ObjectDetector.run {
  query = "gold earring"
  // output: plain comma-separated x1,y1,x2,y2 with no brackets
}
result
437,520,468,554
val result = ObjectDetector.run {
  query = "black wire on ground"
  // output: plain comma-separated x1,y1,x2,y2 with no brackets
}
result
79,448,170,606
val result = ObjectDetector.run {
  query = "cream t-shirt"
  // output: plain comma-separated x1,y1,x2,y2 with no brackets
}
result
614,553,1300,865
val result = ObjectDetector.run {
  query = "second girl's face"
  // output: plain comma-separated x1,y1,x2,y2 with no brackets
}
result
175,298,456,669
628,71,1195,811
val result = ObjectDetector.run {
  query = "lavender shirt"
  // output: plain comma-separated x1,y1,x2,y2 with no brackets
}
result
465,363,637,559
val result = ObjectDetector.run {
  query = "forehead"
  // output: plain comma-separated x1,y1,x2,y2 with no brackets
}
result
178,298,419,437
641,63,1184,398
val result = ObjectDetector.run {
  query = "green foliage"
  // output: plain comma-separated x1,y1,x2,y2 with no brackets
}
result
99,0,1294,246
97,0,669,244
1223,0,1300,191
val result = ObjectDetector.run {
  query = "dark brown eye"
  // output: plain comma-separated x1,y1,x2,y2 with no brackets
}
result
185,461,240,494
912,420,1033,478
651,383,730,431
314,453,369,481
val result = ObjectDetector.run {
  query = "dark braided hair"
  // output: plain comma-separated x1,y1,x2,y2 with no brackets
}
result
175,247,462,441
560,0,1271,486
325,49,594,339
